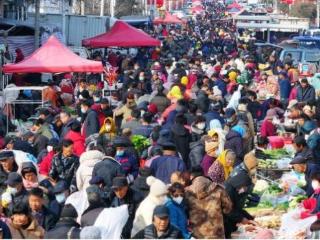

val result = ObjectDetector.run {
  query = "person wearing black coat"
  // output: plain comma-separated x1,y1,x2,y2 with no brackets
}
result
109,177,144,238
4,136,34,156
189,139,205,170
92,156,125,193
45,204,81,239
171,114,192,168
28,187,58,231
131,167,151,198
80,100,100,139
224,153,257,238
4,172,29,217
0,151,19,194
49,139,79,188
133,205,183,239
59,111,75,140
0,219,11,239
81,185,108,227
297,78,316,105
224,129,244,166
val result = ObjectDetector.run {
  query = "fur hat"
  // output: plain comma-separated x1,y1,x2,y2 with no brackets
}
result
146,176,167,197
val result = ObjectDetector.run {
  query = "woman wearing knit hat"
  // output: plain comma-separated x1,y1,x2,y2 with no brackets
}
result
180,76,188,86
167,85,183,101
131,176,168,237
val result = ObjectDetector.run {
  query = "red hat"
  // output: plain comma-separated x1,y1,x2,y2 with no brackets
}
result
64,73,72,79
246,62,255,69
214,65,222,73
148,103,158,114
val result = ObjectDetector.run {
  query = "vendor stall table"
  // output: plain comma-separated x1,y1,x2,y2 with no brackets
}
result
258,168,291,181
3,86,49,133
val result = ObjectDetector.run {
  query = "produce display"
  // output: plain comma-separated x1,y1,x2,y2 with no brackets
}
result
253,180,269,194
263,149,290,159
258,159,277,169
242,156,310,238
258,149,292,170
255,215,282,229
288,195,308,209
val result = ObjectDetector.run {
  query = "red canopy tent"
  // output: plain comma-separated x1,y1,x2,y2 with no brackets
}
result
192,0,202,6
191,5,204,14
82,21,161,48
153,12,184,25
3,36,103,73
227,2,242,9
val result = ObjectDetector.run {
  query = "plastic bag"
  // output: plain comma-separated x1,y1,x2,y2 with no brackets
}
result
260,190,289,208
279,208,316,239
65,190,89,221
276,158,292,169
94,205,129,239
280,171,306,196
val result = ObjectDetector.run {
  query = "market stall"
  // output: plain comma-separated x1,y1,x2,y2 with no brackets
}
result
232,144,316,239
3,86,49,133
153,12,185,25
3,36,104,74
82,21,161,48
1,36,104,133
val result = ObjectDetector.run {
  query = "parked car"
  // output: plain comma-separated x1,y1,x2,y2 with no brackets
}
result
292,36,320,49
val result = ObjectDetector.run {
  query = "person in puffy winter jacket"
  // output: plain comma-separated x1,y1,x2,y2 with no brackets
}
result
186,176,232,239
189,139,205,171
133,205,183,239
99,117,117,141
38,138,59,177
165,183,190,238
64,121,85,157
76,150,104,191
171,114,191,167
224,126,245,166
131,176,168,237
150,142,186,184
49,139,79,188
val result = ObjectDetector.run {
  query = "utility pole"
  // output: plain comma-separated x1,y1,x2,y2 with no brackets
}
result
273,0,278,13
80,0,85,15
61,0,67,43
34,0,40,49
110,0,115,17
317,0,320,28
100,0,105,16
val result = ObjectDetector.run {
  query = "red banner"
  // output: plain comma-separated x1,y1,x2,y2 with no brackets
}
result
147,0,164,7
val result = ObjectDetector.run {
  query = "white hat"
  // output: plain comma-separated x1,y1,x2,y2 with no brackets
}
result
147,176,167,197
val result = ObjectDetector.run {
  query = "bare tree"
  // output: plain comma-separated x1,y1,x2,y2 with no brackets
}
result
115,0,137,17
64,0,143,16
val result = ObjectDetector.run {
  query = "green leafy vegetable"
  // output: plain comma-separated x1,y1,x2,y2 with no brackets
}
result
131,135,151,155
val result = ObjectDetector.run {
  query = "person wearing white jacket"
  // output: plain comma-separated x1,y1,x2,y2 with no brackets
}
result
131,176,168,237
76,150,104,191
226,84,243,111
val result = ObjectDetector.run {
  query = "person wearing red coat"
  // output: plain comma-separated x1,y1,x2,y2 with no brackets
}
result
38,139,59,176
260,109,277,138
64,121,85,157
39,151,55,176
91,103,106,128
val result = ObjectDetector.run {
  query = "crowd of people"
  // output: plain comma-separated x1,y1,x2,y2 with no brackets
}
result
1,0,320,239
